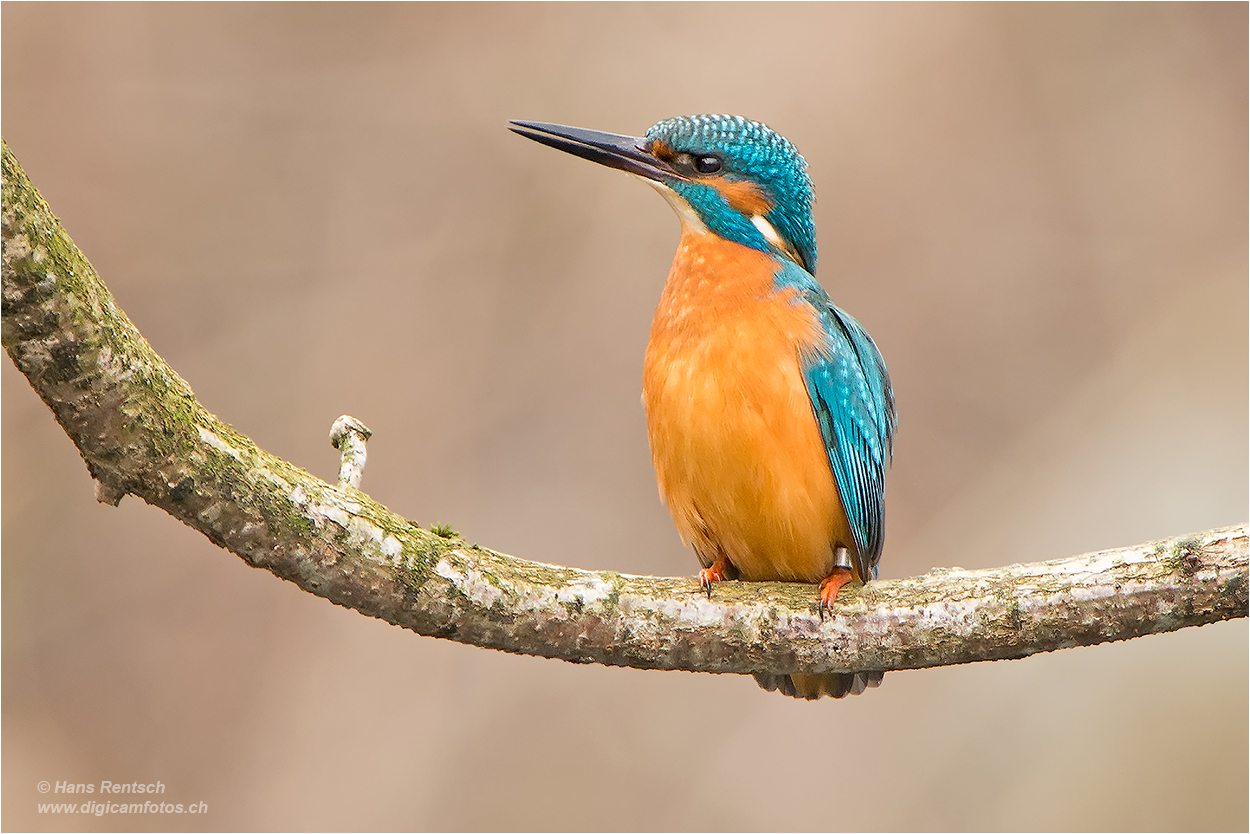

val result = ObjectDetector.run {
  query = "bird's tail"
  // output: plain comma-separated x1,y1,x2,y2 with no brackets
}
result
753,671,884,700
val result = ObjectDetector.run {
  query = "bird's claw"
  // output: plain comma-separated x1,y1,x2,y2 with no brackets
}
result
818,567,854,620
698,568,716,599
698,557,734,599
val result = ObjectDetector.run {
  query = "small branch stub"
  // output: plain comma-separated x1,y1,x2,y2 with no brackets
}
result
330,415,372,489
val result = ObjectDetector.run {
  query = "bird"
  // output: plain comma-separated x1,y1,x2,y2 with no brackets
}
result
510,115,895,699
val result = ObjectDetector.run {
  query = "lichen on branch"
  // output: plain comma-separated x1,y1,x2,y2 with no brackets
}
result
3,139,1246,680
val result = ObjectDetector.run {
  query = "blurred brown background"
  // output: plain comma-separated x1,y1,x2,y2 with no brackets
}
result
3,3,1246,831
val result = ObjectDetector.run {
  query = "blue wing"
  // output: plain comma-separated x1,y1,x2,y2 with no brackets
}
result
775,262,896,582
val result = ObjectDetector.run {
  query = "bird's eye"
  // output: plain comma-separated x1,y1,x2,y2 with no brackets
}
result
695,156,722,174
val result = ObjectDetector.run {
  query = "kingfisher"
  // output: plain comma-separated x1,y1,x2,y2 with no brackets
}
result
510,115,896,699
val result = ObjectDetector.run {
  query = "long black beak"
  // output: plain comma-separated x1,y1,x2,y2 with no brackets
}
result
509,120,679,183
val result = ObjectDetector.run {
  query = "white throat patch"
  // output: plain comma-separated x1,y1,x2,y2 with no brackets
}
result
631,175,709,234
629,176,804,269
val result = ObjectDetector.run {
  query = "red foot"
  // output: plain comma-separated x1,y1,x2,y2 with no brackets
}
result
818,567,854,619
698,556,734,599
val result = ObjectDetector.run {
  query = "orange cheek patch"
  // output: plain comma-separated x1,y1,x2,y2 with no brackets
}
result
709,177,774,216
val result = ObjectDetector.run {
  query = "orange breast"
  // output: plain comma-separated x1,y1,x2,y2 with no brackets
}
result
642,230,854,584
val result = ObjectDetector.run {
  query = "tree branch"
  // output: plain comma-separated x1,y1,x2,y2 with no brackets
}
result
3,140,1246,679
